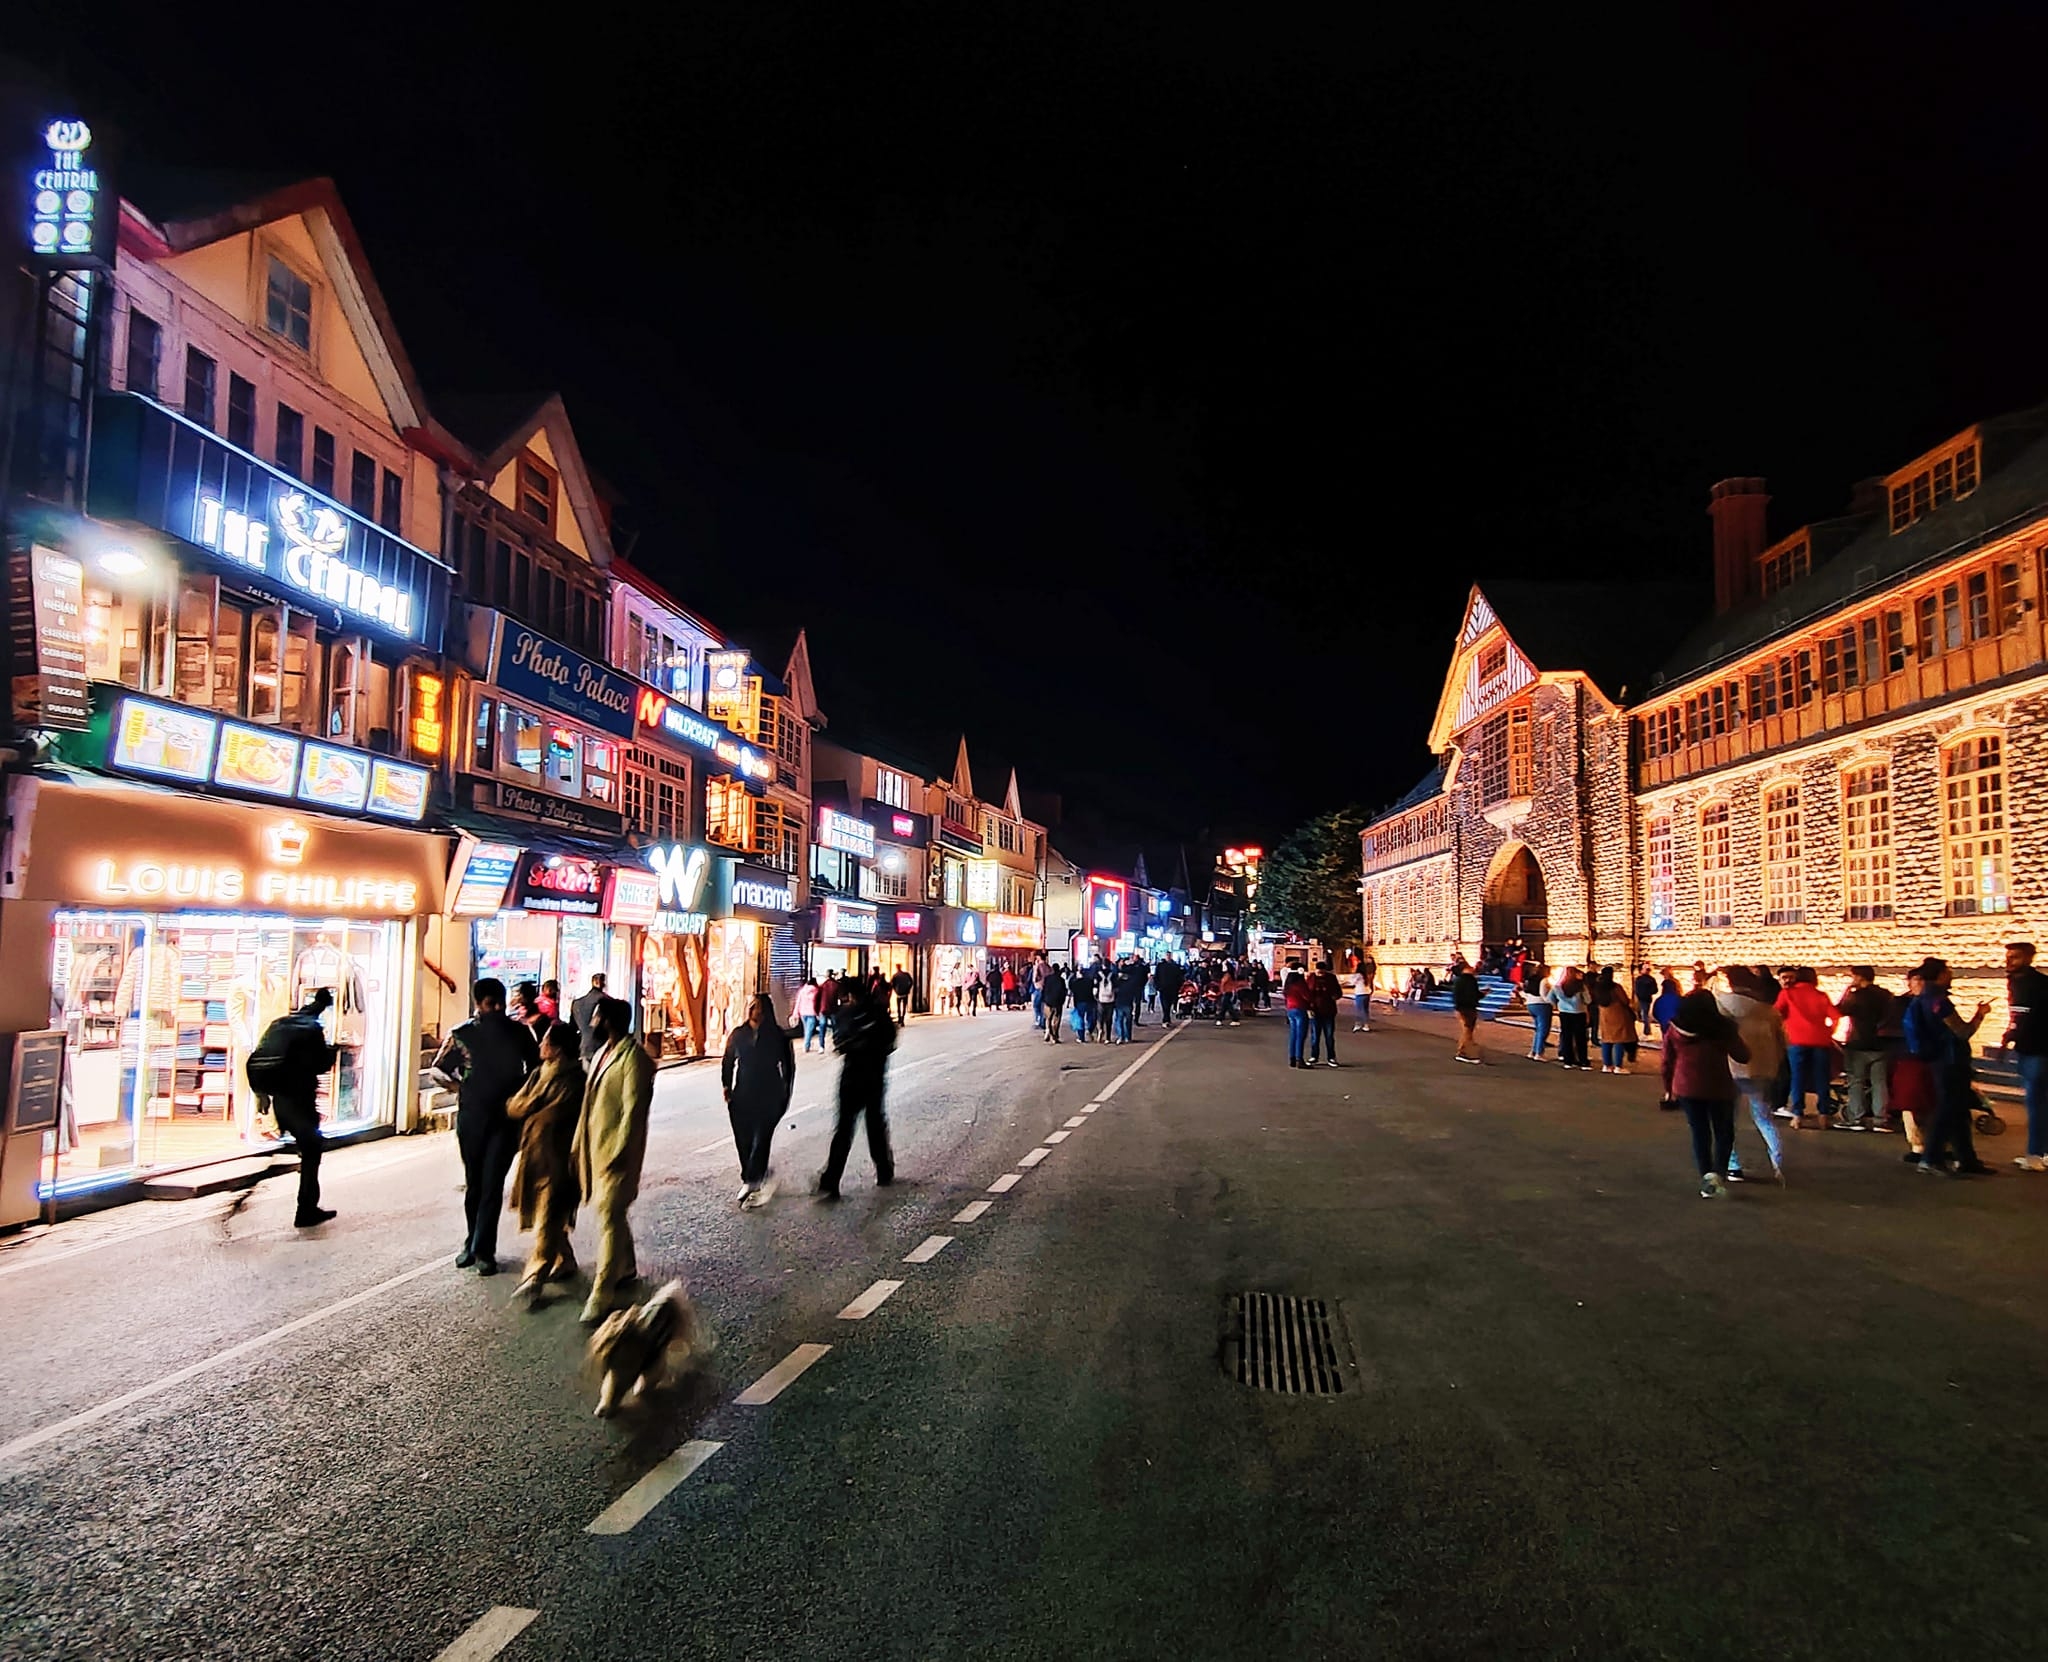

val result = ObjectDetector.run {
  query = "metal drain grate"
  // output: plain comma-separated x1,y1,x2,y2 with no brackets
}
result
1233,1293,1346,1395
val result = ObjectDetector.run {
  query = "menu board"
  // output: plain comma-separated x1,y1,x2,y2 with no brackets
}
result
9,547,90,732
214,722,301,798
366,759,430,822
297,743,372,811
451,841,522,916
110,698,218,782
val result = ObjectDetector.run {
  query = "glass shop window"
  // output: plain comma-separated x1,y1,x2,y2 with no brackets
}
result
544,727,582,795
499,704,546,778
326,639,391,747
584,737,620,805
474,695,496,770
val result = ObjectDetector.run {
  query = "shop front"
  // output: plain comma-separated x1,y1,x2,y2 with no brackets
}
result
636,842,716,1060
451,846,632,1010
932,908,986,1011
707,860,797,1051
872,904,933,1007
984,911,1046,993
1,773,446,1199
811,895,879,983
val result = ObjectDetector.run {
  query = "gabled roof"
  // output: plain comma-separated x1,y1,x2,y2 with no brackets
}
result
783,629,821,723
1002,768,1023,819
1654,403,2048,689
1362,763,1448,831
139,177,433,439
458,393,617,568
1471,579,1701,700
947,737,975,801
604,555,727,644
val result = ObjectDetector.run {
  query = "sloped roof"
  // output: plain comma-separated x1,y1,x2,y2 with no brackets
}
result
1364,762,1447,830
1654,403,2048,689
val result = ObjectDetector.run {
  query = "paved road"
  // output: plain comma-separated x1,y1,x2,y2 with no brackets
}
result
1,1006,2044,1660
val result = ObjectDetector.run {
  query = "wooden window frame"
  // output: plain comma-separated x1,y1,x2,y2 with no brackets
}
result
1699,803,1733,927
1942,733,2011,916
1763,783,1804,926
1842,762,1894,921
517,452,558,531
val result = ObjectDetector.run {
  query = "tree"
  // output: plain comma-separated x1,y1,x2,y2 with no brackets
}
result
1258,806,1369,951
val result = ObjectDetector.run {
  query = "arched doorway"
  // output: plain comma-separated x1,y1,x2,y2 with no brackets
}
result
1482,844,1548,956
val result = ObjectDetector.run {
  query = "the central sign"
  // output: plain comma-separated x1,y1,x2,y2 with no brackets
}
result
195,489,415,637
1085,874,1126,939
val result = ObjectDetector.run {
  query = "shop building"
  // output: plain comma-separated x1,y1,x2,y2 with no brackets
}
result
811,730,938,998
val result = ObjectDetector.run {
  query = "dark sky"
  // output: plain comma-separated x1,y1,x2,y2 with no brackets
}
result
33,4,2048,850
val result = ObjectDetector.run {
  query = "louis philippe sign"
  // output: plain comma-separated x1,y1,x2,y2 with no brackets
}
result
8,545,90,733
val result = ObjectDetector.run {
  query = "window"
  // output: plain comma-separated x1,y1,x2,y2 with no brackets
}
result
1699,804,1733,926
1967,570,1992,642
183,347,216,428
497,703,545,777
776,703,804,774
1763,784,1803,925
1999,560,2024,632
706,774,754,850
1942,581,1963,653
380,468,404,533
1475,712,1509,804
1646,816,1674,931
312,428,336,496
1746,665,1778,721
1890,441,1980,533
275,404,304,476
226,373,256,449
878,767,912,809
1842,764,1894,921
1507,706,1532,797
518,457,555,528
264,256,313,352
125,310,161,398
1917,592,1940,662
1757,538,1810,597
1682,682,1737,744
1477,642,1507,681
350,452,377,518
1943,734,2010,916
1885,608,1908,674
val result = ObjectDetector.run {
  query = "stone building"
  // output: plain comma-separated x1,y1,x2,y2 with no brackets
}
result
1363,398,2048,1011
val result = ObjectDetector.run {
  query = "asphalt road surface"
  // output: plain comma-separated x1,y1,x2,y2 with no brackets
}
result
1,1004,2044,1661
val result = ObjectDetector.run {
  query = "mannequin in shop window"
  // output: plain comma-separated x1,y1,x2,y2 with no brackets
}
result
293,931,366,1118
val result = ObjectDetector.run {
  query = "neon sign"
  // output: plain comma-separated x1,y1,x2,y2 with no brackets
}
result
635,688,773,782
30,119,100,260
822,897,878,943
1086,875,1126,938
195,489,415,636
817,807,876,859
89,858,418,913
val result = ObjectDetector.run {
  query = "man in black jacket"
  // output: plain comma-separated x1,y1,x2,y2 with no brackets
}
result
569,973,608,1062
433,978,540,1274
818,978,897,1198
2004,942,2048,1170
1452,967,1484,1065
1153,957,1184,1026
248,988,338,1227
889,967,915,1026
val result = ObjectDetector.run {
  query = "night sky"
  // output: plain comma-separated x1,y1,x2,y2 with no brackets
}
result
30,6,2048,851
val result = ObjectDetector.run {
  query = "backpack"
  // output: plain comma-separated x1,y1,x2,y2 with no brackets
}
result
1903,993,1955,1064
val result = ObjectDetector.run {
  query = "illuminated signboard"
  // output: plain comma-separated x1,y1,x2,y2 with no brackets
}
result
111,699,218,783
196,490,415,637
634,688,773,783
816,807,876,860
893,814,916,838
214,722,300,799
864,801,931,845
986,913,1045,950
821,897,879,944
1086,875,1127,938
490,619,635,737
603,866,662,927
409,670,446,757
510,854,606,915
894,909,925,936
89,814,420,913
366,758,430,822
965,859,1002,910
725,862,796,920
704,649,751,720
298,743,372,812
28,119,105,265
451,841,522,916
646,843,714,935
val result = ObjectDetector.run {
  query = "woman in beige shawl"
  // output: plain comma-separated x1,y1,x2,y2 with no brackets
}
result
507,1019,585,1304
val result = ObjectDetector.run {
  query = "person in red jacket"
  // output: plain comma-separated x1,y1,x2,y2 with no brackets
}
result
1663,990,1753,1197
1775,967,1840,1127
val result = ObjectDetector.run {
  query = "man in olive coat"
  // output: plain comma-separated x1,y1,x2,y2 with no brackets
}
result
572,997,655,1323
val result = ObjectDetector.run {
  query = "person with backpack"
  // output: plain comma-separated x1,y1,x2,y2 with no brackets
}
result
247,987,338,1228
1905,956,1994,1176
889,966,915,1026
432,978,541,1276
1716,966,1788,1184
819,977,897,1198
1097,960,1120,1041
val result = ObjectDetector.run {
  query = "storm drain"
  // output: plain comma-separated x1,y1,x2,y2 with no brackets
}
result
1232,1292,1347,1395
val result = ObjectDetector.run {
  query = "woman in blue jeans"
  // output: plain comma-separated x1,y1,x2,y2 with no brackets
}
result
1523,966,1552,1059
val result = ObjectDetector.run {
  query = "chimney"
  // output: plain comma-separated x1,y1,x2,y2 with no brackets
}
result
1708,477,1769,614
1846,476,1887,521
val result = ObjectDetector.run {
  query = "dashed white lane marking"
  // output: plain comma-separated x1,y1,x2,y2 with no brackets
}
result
1019,1147,1051,1167
1079,1106,1098,1114
432,1604,539,1660
951,1200,992,1223
586,1440,724,1534
0,1255,444,1467
1063,1115,1087,1128
1044,1130,1071,1143
837,1279,904,1320
903,1235,953,1264
987,1173,1022,1193
735,1343,832,1406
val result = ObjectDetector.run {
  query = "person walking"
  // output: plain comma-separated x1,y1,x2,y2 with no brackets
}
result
246,987,338,1228
511,980,549,1041
573,996,654,1320
1452,962,1484,1064
2004,942,2048,1171
1524,963,1553,1061
1833,966,1893,1131
1308,960,1342,1066
506,1019,585,1304
1596,979,1638,1074
569,973,608,1063
1154,956,1184,1027
795,977,823,1053
1548,967,1590,1070
818,970,842,1036
1905,957,1993,1176
819,977,896,1197
1715,967,1787,1184
1662,990,1751,1197
1041,962,1068,1042
433,978,540,1276
1215,965,1243,1027
1776,968,1839,1127
1097,961,1119,1040
889,966,914,1027
1283,968,1311,1066
1111,960,1138,1044
967,969,985,1016
723,993,796,1209
986,963,1004,1016
1633,965,1659,1034
1030,955,1048,1029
